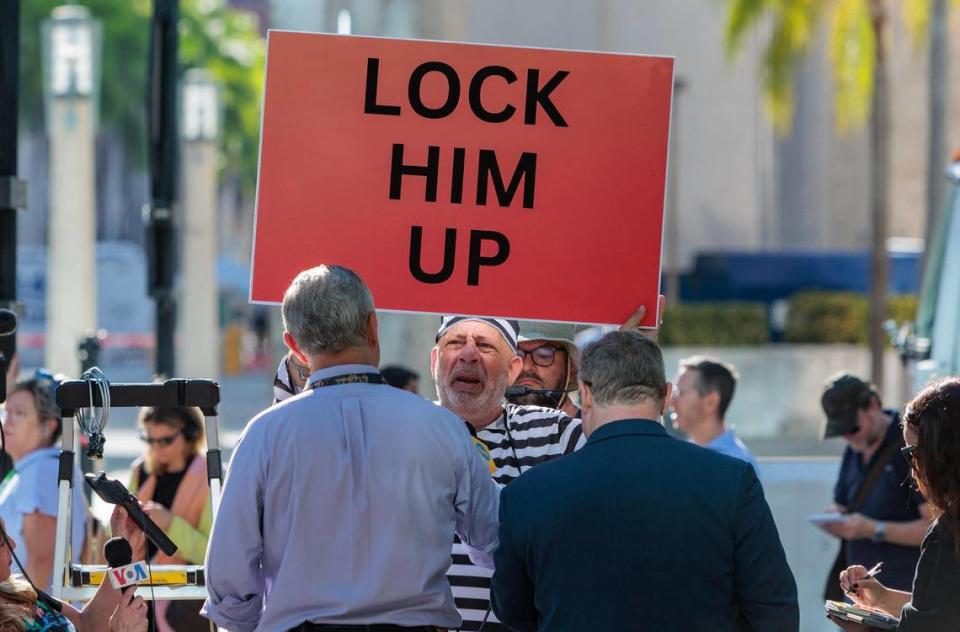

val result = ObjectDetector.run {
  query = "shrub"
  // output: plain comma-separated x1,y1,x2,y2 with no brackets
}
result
785,292,918,344
659,303,768,346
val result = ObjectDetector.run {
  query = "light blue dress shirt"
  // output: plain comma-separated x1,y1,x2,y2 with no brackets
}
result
0,446,88,587
706,428,761,478
202,364,501,632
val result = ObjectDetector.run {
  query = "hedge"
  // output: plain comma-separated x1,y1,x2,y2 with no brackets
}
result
659,303,768,346
784,292,918,344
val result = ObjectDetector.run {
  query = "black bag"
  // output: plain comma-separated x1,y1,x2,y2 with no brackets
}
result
822,439,902,601
164,599,211,632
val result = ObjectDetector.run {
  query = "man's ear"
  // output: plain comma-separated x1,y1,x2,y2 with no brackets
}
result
661,382,673,416
430,345,439,378
703,389,720,417
283,331,310,367
507,354,522,384
579,380,593,412
366,311,379,349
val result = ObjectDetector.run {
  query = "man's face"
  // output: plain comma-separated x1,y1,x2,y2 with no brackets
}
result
513,341,568,406
841,402,884,453
432,321,521,421
669,368,706,433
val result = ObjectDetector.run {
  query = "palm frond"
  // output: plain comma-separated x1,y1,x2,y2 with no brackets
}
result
725,0,776,59
902,0,930,47
829,0,874,132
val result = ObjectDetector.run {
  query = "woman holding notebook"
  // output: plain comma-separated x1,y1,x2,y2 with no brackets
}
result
832,377,960,630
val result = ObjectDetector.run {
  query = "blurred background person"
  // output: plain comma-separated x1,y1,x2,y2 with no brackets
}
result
670,355,759,476
833,377,960,630
0,372,87,590
380,365,420,394
129,406,210,632
819,373,931,598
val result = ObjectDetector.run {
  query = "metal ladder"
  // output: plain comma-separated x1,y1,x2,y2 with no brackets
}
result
51,378,222,606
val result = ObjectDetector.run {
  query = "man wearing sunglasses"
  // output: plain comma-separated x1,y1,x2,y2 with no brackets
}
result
818,372,933,593
507,322,581,418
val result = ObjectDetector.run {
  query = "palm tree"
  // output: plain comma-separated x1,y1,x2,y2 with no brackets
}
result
725,0,942,392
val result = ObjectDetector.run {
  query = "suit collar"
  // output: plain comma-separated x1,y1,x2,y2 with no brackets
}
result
586,419,669,445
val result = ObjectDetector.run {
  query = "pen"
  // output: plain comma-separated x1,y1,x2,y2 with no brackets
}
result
845,561,883,596
863,561,884,580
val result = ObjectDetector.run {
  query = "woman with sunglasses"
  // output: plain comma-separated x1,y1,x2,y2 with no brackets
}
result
0,373,88,591
127,407,210,632
832,377,960,630
0,508,147,631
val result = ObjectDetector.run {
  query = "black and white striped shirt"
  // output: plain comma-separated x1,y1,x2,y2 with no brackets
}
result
448,404,584,631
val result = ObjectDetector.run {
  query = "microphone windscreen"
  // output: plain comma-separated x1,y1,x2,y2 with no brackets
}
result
0,309,15,337
104,537,133,568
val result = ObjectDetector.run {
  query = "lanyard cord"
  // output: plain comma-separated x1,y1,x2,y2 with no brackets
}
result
305,372,387,390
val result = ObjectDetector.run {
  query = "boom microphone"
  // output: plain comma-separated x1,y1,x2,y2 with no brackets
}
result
505,385,568,398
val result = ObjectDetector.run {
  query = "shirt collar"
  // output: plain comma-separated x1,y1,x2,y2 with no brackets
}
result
305,364,381,387
586,419,668,445
707,428,735,450
16,445,60,468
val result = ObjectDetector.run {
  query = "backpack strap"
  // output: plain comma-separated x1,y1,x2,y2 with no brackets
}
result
847,437,902,514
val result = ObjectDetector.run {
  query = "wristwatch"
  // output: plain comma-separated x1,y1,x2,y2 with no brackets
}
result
872,521,887,543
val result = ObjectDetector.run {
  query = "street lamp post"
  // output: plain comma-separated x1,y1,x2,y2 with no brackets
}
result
178,69,220,379
0,0,25,314
43,4,101,376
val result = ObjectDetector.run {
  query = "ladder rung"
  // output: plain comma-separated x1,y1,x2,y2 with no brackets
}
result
70,564,205,588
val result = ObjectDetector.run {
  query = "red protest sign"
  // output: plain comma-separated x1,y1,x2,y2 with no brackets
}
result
251,32,673,326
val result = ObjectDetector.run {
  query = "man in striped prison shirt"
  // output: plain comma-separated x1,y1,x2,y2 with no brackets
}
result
433,315,585,631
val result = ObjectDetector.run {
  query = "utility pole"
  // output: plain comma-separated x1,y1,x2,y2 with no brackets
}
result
146,0,179,378
923,0,948,281
0,0,24,313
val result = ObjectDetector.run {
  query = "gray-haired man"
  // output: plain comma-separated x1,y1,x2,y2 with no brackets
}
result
203,265,500,632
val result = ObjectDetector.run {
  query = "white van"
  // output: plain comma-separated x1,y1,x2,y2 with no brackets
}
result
900,156,960,388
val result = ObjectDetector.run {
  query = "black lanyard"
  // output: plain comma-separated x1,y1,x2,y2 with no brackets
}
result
306,372,387,390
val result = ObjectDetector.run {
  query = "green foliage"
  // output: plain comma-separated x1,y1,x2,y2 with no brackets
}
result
724,0,939,134
659,303,769,347
180,0,265,187
19,0,264,190
785,291,918,344
20,0,151,161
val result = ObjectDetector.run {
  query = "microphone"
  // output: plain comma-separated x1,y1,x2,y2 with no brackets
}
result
505,385,568,398
104,537,149,592
0,308,16,404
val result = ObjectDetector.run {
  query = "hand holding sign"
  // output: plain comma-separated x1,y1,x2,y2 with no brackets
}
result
619,295,666,341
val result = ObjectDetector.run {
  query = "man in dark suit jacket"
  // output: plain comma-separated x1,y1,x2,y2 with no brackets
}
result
491,331,799,631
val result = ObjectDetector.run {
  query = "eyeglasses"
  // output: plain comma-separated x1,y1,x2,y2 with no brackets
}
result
139,431,181,447
900,444,919,468
517,345,564,367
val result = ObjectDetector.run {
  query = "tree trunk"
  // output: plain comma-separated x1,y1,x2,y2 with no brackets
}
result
868,1,890,390
923,0,948,279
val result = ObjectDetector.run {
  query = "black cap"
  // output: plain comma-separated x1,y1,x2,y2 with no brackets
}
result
821,372,875,438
